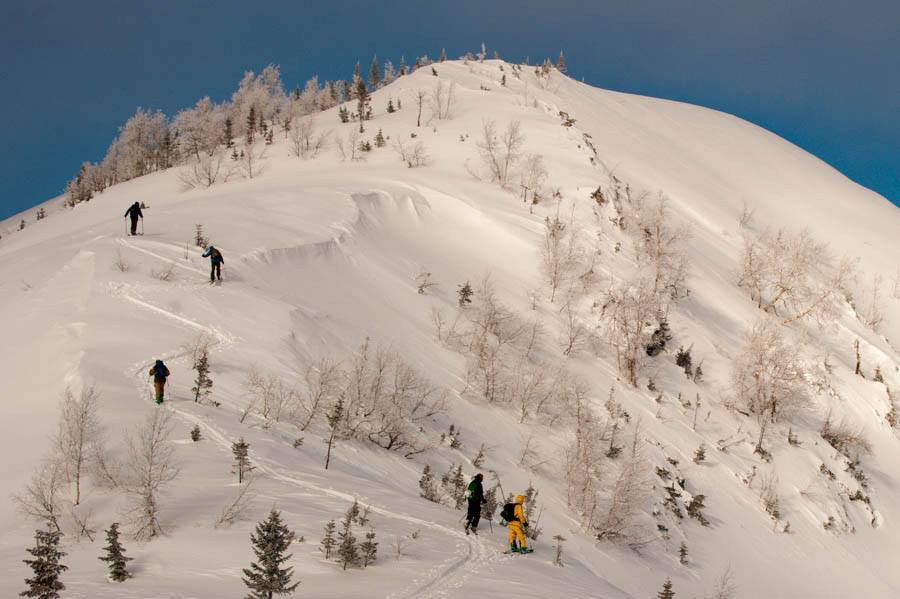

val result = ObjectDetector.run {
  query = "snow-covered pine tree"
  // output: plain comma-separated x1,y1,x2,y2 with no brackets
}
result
360,531,377,567
440,48,447,62
192,348,213,403
232,438,253,483
194,224,206,247
320,520,337,560
678,541,688,565
242,509,299,598
190,424,201,442
386,98,395,113
99,523,132,582
374,129,386,147
337,509,359,570
21,527,67,599
369,55,380,89
399,56,408,76
338,106,349,123
658,578,676,599
419,464,439,502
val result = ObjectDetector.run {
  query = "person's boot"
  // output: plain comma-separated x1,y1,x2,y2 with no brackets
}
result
464,521,470,535
155,396,163,405
509,542,519,553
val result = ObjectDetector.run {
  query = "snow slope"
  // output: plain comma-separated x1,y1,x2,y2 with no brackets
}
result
2,59,899,598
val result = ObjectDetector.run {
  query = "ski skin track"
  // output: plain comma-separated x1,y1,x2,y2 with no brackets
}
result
114,239,503,599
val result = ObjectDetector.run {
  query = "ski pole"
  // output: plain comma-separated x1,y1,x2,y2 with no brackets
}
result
140,219,144,235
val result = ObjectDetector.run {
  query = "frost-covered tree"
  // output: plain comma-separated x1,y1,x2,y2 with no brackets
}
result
556,50,566,72
125,409,178,540
55,386,101,505
540,213,582,302
242,509,299,598
738,228,855,325
419,464,439,502
324,396,343,470
99,523,132,582
430,80,457,120
629,195,691,304
14,460,65,532
21,527,67,599
731,319,810,454
658,578,675,599
598,275,657,386
476,120,525,188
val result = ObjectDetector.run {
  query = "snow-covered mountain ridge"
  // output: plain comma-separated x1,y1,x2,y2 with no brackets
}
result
2,59,899,598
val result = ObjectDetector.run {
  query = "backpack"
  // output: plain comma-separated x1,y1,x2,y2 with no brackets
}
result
153,362,168,381
500,502,517,523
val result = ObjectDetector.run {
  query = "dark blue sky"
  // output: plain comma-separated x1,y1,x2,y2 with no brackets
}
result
2,0,898,219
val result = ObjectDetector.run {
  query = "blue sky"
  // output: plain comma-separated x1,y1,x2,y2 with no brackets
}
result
1,0,898,219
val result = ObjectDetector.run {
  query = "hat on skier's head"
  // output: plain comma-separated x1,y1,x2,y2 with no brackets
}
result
475,473,483,480
515,494,526,504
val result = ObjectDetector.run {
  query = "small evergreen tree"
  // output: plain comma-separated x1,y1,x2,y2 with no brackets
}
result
355,78,371,133
338,106,349,123
501,73,507,86
369,55,380,89
386,99,395,113
324,397,343,470
99,523,132,582
337,510,359,570
242,509,299,598
399,56,408,76
21,527,67,599
232,438,254,483
658,578,675,599
675,346,693,378
224,117,234,148
472,443,486,468
418,464,439,502
440,48,448,62
360,531,377,567
693,444,706,464
874,366,884,383
457,281,474,307
246,106,257,144
190,424,202,442
556,50,566,72
686,494,709,526
678,541,688,565
374,129,386,147
320,520,337,560
194,224,206,247
192,347,213,403
445,464,466,509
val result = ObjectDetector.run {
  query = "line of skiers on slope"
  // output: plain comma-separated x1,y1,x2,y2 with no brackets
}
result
124,201,224,284
465,473,532,554
132,202,533,553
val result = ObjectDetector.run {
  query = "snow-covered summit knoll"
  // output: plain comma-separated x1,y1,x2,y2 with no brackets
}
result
2,59,899,598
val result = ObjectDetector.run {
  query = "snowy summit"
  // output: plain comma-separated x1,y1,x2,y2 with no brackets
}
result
2,54,900,598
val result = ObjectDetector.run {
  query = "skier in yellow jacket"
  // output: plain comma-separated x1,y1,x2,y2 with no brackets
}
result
507,494,529,553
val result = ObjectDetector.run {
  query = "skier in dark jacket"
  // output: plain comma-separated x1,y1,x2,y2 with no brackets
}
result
464,473,487,535
201,245,224,283
148,359,170,405
124,202,143,235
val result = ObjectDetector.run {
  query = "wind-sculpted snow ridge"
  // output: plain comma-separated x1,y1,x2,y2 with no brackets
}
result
1,58,899,599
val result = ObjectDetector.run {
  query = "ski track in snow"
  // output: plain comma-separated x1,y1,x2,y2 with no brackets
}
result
112,243,503,599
